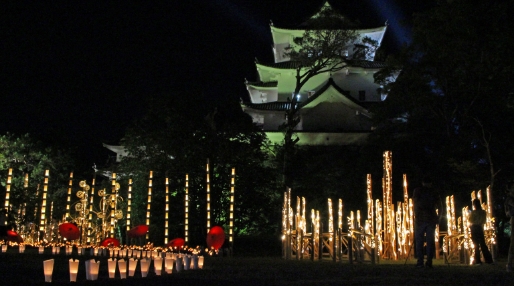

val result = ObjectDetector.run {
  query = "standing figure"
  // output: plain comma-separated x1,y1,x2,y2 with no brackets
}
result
413,176,442,268
505,182,514,272
469,199,493,265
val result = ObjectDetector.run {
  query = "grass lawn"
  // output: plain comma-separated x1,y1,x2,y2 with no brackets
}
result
1,246,514,285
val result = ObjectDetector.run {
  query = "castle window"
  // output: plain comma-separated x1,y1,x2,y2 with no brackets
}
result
359,90,366,101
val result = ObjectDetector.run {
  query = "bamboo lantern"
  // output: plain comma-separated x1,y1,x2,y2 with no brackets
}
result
153,257,163,275
110,173,116,237
4,168,12,224
39,170,49,234
65,172,73,219
382,151,393,259
126,178,132,243
164,177,169,245
118,259,127,279
146,171,153,240
185,174,189,243
206,159,211,231
43,259,54,283
229,168,235,244
69,259,79,282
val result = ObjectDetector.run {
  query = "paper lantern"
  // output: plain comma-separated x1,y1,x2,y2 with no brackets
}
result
167,237,185,248
128,258,137,277
184,255,191,270
69,259,79,282
199,256,204,269
165,257,174,274
39,246,44,254
192,254,199,269
86,259,100,281
1,245,7,253
206,226,225,250
59,223,80,240
153,257,163,276
175,256,183,272
127,225,149,238
108,258,117,279
18,244,25,253
43,259,54,283
118,259,127,279
140,259,150,277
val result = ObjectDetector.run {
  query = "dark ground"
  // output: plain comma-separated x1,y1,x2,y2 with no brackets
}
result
1,245,514,286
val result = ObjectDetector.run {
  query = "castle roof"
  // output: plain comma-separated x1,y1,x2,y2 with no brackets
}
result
242,78,373,111
256,59,387,70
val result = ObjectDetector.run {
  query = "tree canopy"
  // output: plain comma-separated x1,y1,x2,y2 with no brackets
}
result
372,0,514,209
116,91,281,244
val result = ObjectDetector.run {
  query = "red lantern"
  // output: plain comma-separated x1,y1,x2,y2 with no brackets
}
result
58,223,80,240
127,225,149,238
167,238,185,248
100,237,120,247
206,226,225,250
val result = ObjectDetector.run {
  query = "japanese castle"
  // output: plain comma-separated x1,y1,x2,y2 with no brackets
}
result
241,1,395,145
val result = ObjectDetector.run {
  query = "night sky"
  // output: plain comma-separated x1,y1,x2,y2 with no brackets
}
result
1,0,434,170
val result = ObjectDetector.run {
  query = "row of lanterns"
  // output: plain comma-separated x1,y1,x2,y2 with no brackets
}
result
43,254,205,282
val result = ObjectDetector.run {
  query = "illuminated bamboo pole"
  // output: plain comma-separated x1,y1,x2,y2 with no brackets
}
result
39,170,49,236
110,173,116,237
328,199,334,235
65,172,73,219
164,177,169,245
185,174,189,243
382,151,393,258
366,174,373,240
338,199,343,231
375,199,383,255
206,158,211,231
286,188,291,259
125,178,132,243
4,168,13,223
88,176,96,243
146,171,153,240
229,168,235,246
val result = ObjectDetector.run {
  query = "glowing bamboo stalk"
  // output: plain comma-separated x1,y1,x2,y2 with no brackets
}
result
302,197,307,234
229,168,235,243
49,201,53,225
164,177,169,245
110,173,116,237
88,176,96,243
39,170,49,234
375,199,383,254
382,151,393,258
65,172,73,219
146,171,152,240
4,169,12,224
328,199,333,235
338,199,343,231
206,159,210,231
366,174,373,238
185,174,189,243
126,178,132,232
